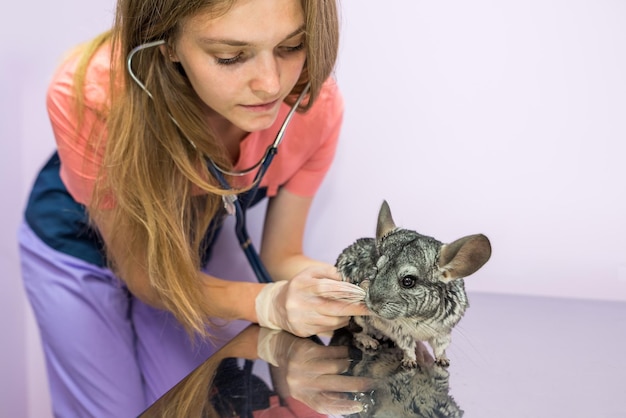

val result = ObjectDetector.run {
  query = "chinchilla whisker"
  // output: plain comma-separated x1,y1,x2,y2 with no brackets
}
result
448,325,490,367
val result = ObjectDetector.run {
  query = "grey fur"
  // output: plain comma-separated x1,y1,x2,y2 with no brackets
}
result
335,201,491,368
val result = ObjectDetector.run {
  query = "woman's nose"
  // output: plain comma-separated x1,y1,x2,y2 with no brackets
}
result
249,53,281,97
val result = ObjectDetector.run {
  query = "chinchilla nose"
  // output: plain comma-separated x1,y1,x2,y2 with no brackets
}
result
367,289,385,307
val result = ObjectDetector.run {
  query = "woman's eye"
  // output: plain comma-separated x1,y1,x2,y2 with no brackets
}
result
215,53,245,66
400,275,417,289
214,41,304,66
281,41,305,54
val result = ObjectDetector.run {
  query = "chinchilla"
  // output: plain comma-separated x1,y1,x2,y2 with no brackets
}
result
335,200,491,368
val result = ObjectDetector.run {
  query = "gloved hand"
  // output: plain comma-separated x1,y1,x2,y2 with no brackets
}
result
255,265,369,337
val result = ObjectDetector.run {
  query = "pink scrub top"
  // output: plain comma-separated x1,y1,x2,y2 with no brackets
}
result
46,43,344,206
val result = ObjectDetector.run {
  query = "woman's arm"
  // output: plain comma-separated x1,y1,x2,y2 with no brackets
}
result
94,187,367,335
254,187,369,336
93,209,265,323
260,187,332,280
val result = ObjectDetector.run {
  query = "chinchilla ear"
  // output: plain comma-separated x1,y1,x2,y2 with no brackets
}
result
438,234,492,283
376,200,397,241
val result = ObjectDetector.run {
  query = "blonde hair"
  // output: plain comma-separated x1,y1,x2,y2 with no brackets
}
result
139,355,221,417
74,0,340,336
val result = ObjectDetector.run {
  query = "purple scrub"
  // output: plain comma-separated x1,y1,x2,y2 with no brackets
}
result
19,221,250,417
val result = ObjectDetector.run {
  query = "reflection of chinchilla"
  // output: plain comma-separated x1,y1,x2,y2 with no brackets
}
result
335,200,491,368
342,343,464,418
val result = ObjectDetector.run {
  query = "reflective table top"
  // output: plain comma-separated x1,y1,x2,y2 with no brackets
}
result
140,292,626,417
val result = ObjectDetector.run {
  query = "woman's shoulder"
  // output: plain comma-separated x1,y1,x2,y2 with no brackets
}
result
47,42,113,109
274,78,345,152
46,42,114,206
293,78,344,132
312,78,344,117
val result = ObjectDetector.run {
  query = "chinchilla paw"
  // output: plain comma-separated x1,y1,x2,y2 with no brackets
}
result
355,334,380,352
401,357,418,369
435,357,450,368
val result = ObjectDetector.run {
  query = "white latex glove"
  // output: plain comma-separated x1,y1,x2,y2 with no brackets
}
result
255,265,368,337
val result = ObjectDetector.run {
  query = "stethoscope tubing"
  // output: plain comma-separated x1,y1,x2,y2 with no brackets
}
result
207,160,273,283
205,88,310,284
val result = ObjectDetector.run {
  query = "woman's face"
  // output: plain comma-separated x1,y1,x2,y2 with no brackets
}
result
171,0,307,135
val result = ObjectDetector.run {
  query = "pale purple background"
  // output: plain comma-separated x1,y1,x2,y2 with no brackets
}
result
2,1,625,416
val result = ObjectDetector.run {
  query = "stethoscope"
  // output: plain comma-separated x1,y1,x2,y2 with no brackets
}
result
127,40,310,284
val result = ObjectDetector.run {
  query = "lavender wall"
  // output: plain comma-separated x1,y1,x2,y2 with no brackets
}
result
2,1,116,416
2,1,625,416
308,0,626,302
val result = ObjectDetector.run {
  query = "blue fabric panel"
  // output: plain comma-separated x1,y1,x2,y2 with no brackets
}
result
24,152,269,268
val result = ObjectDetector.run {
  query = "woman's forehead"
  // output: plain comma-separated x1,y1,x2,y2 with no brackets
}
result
181,0,305,44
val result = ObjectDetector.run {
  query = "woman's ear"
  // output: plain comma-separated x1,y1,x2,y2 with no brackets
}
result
159,43,179,62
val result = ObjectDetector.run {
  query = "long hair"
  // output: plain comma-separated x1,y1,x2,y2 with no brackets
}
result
73,0,340,337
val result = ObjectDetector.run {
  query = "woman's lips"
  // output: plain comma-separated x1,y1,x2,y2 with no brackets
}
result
240,99,279,112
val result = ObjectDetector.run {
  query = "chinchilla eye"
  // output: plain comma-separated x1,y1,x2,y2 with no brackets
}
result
399,275,417,289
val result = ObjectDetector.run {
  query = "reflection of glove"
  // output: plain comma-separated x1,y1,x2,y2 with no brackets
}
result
256,327,282,367
255,266,368,337
257,328,374,416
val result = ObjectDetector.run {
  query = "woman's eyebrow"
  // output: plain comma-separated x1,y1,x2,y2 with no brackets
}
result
199,25,305,47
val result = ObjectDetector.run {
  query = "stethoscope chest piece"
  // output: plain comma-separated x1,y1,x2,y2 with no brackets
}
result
222,195,237,216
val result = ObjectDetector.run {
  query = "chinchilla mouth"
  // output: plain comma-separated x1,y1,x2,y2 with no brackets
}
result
367,301,403,319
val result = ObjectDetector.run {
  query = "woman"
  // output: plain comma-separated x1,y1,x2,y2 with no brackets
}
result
19,0,368,416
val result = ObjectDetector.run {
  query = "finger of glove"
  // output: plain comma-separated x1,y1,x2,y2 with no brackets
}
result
311,374,376,393
284,312,350,337
293,393,363,416
300,357,353,376
283,298,368,329
317,393,372,415
296,264,343,281
291,277,366,301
